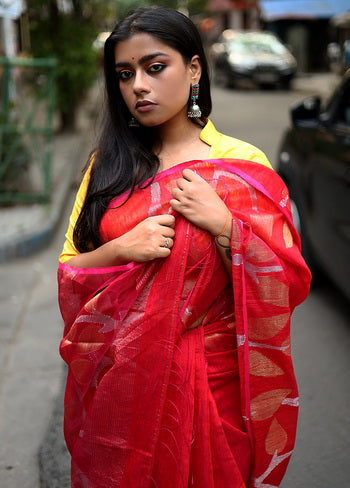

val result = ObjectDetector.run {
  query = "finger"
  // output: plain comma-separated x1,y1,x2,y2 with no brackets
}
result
171,187,183,201
176,177,191,190
162,227,175,238
175,178,184,190
182,168,202,182
160,237,173,249
153,214,175,227
169,198,182,211
158,247,171,258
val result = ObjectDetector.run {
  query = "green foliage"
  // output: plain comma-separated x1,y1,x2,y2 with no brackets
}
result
114,0,148,22
186,0,208,16
31,19,97,125
0,108,31,193
27,0,108,129
113,0,208,22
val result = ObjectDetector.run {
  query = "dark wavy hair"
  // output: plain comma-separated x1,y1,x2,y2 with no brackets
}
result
73,6,212,252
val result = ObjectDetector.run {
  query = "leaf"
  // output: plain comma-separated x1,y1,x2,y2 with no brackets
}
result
250,351,284,377
265,418,288,455
251,389,291,420
246,239,276,263
257,277,289,308
249,313,289,341
283,221,293,248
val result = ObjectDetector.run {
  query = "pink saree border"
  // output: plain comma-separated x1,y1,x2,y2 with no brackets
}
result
106,158,293,224
58,260,138,275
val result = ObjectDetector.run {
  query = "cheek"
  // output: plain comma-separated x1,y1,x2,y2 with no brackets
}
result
161,66,190,98
174,84,191,109
163,76,190,106
119,84,132,108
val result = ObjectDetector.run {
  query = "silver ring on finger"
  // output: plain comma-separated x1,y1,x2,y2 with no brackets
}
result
164,237,170,248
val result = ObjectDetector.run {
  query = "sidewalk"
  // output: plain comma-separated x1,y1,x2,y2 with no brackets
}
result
0,79,102,264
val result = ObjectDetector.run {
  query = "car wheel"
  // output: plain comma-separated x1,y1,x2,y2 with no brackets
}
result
258,82,276,90
280,78,292,90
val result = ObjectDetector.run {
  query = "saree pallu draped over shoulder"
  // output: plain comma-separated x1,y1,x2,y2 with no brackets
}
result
58,159,311,488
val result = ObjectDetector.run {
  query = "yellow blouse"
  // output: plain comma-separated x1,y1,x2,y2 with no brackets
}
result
59,120,272,263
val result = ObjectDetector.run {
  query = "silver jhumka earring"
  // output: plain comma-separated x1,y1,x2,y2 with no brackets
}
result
187,83,202,118
129,116,140,127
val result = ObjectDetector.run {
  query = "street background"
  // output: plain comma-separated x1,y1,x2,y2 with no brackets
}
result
1,72,350,487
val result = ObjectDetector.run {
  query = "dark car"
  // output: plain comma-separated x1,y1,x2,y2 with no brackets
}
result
276,70,350,300
211,30,297,89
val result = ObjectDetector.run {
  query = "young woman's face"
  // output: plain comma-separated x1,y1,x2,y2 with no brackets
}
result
114,33,201,127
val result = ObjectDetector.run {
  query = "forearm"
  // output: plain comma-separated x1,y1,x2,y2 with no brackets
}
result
65,239,129,269
213,218,233,276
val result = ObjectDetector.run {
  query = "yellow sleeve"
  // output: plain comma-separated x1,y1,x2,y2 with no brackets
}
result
210,134,273,169
59,164,92,263
226,143,272,169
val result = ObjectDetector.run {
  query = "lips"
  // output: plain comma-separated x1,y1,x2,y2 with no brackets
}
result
135,100,156,112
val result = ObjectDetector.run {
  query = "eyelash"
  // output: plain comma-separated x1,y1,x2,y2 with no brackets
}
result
149,63,165,73
117,64,166,81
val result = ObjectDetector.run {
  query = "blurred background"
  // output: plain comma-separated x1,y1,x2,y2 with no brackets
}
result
0,1,349,487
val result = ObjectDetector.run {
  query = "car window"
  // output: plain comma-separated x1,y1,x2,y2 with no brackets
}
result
323,78,350,127
227,35,287,56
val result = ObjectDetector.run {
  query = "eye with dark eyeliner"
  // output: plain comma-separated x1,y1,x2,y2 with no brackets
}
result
116,62,165,81
148,63,165,73
116,70,133,81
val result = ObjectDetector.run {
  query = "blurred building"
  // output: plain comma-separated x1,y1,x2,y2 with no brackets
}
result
208,0,260,34
259,0,350,72
206,0,349,72
330,11,350,72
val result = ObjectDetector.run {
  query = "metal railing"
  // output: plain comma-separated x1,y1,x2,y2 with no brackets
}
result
0,57,57,203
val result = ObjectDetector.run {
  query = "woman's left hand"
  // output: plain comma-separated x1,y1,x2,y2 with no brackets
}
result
170,168,229,235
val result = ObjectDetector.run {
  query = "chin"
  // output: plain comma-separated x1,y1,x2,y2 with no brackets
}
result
140,121,161,128
137,118,166,128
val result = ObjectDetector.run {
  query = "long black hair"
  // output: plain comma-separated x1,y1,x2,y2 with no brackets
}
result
73,6,212,252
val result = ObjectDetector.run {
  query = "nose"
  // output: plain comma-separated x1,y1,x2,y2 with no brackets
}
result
133,69,150,95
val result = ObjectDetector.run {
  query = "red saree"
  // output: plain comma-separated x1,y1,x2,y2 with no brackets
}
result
58,159,311,488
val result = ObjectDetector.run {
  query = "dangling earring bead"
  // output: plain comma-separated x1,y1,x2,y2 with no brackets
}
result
129,116,140,127
188,83,202,118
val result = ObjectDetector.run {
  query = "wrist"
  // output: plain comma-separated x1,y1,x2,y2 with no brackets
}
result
110,238,130,265
211,209,231,237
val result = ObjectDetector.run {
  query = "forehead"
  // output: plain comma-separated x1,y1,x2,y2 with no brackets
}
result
114,32,180,62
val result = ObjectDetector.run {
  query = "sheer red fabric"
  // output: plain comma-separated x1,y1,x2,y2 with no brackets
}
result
58,159,311,487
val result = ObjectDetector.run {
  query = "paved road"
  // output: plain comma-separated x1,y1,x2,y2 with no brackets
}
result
1,76,349,487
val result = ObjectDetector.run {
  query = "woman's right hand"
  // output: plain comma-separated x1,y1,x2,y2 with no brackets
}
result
116,214,175,262
66,214,175,269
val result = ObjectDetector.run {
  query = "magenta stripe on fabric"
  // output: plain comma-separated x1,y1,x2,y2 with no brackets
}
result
107,159,292,227
58,260,137,275
210,159,295,229
238,219,253,446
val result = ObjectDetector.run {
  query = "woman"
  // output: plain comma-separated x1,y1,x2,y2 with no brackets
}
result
58,7,311,487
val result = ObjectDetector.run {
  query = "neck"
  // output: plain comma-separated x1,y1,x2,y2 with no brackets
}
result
154,112,202,152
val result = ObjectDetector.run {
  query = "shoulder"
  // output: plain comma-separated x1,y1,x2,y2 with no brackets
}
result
217,134,272,169
202,120,272,169
75,152,95,199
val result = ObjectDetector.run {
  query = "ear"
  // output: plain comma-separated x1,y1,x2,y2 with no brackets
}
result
189,55,202,84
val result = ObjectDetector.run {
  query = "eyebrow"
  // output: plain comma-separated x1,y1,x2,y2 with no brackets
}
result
115,52,170,68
